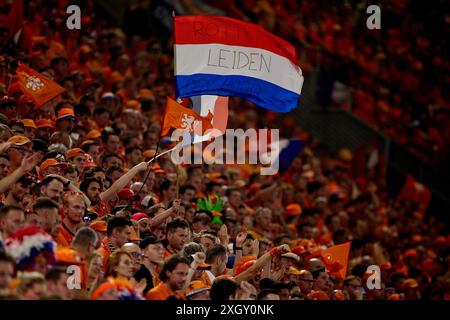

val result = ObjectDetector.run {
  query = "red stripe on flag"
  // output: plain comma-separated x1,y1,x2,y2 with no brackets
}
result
174,16,298,64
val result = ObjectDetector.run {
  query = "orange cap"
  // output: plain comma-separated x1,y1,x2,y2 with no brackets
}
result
40,158,67,173
85,130,101,139
286,203,302,217
8,135,31,146
185,281,210,298
57,108,76,121
67,148,86,159
90,220,107,232
403,279,419,288
387,293,402,300
35,119,54,129
125,100,140,110
137,89,153,99
22,119,37,129
288,266,302,276
404,248,419,258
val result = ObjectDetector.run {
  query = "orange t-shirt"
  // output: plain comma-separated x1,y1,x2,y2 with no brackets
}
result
55,224,75,247
98,237,113,271
145,282,185,300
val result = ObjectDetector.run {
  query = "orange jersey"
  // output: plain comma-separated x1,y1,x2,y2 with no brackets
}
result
55,224,75,247
145,282,185,300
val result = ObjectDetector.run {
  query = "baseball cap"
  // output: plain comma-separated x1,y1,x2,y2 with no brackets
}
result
39,158,67,173
131,212,149,222
67,148,86,159
101,92,116,100
117,188,138,200
32,139,49,154
35,119,54,129
22,119,37,129
197,262,212,270
85,129,101,139
139,236,163,249
185,281,210,298
57,108,76,121
288,266,303,276
8,135,31,146
403,279,419,288
286,203,302,217
281,252,301,263
126,100,140,110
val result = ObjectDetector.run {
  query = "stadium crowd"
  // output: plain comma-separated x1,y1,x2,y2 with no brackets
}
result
0,0,449,300
211,0,450,166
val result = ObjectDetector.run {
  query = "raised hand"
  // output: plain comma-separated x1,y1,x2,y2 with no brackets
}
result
236,229,248,247
20,153,40,173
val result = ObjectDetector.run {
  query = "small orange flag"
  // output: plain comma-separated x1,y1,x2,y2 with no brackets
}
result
320,242,351,279
16,62,66,107
161,96,213,137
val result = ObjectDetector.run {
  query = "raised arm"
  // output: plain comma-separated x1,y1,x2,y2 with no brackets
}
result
149,199,180,229
46,174,92,207
234,244,290,284
0,153,40,193
100,162,148,202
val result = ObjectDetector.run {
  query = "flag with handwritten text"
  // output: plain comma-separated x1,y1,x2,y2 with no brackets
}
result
174,16,304,113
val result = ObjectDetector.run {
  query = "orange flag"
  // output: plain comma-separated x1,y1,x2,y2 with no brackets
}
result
16,62,66,107
161,96,213,137
320,242,351,279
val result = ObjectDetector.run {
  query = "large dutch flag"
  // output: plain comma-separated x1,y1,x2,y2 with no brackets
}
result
174,16,304,113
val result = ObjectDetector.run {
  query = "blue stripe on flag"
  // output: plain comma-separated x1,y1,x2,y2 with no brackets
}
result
175,74,300,113
279,139,305,174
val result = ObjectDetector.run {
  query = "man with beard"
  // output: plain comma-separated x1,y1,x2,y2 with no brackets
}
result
32,197,61,239
40,174,90,207
80,161,150,217
39,176,65,205
3,175,31,207
134,236,165,295
146,255,190,300
55,192,86,247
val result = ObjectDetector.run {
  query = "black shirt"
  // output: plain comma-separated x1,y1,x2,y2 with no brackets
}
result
134,264,154,295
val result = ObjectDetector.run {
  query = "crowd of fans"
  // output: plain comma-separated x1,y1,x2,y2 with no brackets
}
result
0,0,449,301
210,0,450,167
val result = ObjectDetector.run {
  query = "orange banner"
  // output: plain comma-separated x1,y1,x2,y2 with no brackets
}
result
161,97,213,137
16,62,66,107
320,242,351,279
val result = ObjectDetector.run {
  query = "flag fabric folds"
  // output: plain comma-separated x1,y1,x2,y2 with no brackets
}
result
260,138,305,174
320,242,351,280
16,62,66,107
161,97,213,137
190,95,229,143
174,16,304,113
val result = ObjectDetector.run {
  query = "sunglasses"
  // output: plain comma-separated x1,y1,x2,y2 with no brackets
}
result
130,252,145,259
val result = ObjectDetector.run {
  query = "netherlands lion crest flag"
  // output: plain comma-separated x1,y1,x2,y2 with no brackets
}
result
16,62,66,107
